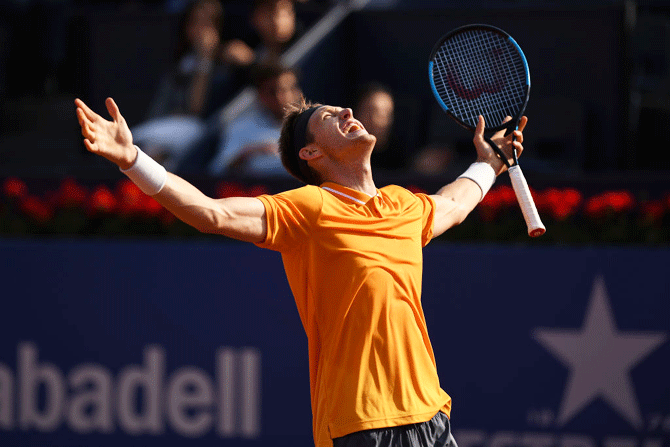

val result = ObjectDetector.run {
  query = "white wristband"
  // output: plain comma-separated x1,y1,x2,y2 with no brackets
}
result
458,162,496,201
120,146,167,196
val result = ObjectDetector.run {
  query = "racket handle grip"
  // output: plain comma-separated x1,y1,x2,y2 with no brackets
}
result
508,165,546,237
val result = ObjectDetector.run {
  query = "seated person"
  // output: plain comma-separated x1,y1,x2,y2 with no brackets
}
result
207,62,302,176
352,82,408,171
249,0,300,63
131,0,240,171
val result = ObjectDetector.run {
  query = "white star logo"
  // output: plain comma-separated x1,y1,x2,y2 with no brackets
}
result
532,275,667,429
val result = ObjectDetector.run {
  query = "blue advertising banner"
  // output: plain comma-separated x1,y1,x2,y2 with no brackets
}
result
0,240,668,447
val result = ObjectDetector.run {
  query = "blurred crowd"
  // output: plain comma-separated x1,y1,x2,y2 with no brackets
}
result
0,0,458,180
123,0,457,179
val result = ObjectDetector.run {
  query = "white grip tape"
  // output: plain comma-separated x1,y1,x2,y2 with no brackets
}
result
120,146,167,196
508,165,546,237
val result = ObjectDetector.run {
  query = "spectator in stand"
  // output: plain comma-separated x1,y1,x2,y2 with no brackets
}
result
353,82,408,172
411,143,456,177
411,103,459,176
207,62,302,177
353,82,457,176
175,0,302,175
248,0,300,63
130,0,248,171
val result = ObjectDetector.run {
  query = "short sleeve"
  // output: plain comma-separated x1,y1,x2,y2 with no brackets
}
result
254,185,323,253
414,193,436,247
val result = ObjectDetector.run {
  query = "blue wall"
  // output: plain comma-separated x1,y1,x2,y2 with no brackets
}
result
0,240,668,446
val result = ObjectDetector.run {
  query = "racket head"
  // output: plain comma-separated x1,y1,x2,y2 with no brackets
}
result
428,24,530,133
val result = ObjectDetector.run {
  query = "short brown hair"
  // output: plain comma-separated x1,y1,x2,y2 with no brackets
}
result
278,96,322,185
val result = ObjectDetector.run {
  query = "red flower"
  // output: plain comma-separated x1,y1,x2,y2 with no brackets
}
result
564,188,583,208
584,190,635,218
539,188,583,221
2,177,28,199
478,186,516,221
498,185,517,207
56,177,88,208
605,190,635,213
143,196,163,217
115,179,145,216
584,194,608,218
215,181,246,198
640,199,665,222
88,185,117,214
19,195,53,222
479,188,499,221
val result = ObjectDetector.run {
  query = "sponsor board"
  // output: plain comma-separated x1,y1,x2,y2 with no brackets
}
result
1,241,668,446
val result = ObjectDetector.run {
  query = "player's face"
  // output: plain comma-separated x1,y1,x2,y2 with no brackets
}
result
306,106,376,158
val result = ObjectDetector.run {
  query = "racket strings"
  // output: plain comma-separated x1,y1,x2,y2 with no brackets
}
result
432,29,527,129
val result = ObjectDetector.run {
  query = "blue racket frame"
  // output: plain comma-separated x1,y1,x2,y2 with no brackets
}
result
428,24,531,135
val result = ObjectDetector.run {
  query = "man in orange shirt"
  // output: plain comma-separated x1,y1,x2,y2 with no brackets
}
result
75,95,526,447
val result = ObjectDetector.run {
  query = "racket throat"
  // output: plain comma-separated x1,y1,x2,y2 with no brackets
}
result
485,136,512,169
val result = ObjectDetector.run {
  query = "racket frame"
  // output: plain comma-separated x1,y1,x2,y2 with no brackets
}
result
428,23,531,139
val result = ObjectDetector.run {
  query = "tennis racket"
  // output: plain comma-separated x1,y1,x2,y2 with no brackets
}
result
428,24,545,237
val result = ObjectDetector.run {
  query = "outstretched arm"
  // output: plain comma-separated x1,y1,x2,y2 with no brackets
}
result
75,97,267,243
430,115,528,238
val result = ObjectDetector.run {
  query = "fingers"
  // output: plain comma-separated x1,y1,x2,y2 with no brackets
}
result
518,115,528,132
76,109,94,138
74,98,100,122
76,108,96,140
83,139,97,153
495,115,527,142
510,116,528,143
105,97,123,123
474,115,485,138
516,142,524,156
473,116,491,153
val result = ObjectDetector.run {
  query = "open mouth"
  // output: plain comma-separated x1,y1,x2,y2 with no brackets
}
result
344,121,364,134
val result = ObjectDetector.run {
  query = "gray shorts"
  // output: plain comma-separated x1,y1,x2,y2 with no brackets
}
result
332,412,458,447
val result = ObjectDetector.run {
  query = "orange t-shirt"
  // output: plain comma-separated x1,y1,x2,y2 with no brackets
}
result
255,182,451,447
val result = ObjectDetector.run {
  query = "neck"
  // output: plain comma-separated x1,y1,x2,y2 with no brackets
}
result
320,158,377,197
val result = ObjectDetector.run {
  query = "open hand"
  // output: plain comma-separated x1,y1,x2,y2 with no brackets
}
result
75,97,137,170
473,115,528,176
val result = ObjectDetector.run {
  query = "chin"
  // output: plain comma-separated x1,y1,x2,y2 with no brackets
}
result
352,134,376,152
342,133,376,153
363,133,377,147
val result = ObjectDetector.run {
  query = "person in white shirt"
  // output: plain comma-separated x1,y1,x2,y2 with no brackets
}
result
208,62,302,177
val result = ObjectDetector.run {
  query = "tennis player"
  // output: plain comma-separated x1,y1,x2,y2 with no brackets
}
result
75,96,527,447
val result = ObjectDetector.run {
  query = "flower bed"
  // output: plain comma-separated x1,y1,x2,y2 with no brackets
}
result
1,177,668,244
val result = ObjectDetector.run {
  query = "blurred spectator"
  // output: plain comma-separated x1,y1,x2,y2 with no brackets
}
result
411,143,455,176
352,82,408,171
130,0,240,171
249,0,301,63
207,62,302,177
176,0,304,176
411,102,458,176
353,82,457,176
